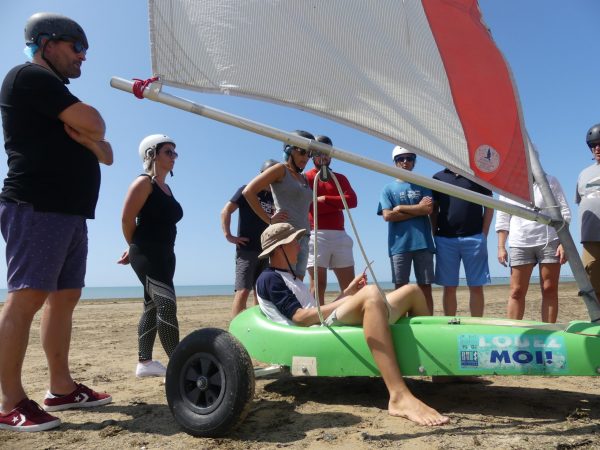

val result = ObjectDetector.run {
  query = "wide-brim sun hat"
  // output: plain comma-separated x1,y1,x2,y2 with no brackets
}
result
259,223,306,259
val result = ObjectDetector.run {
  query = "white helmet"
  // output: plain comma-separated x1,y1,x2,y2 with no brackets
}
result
391,145,415,161
138,134,175,162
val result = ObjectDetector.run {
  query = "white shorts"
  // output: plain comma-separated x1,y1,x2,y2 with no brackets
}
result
307,229,354,269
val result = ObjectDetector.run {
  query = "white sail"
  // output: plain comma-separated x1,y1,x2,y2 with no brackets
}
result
148,0,533,203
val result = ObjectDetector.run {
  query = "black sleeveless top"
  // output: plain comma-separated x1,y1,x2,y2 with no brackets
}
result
132,175,183,247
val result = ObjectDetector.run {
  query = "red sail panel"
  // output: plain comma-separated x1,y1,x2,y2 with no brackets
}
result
421,0,531,202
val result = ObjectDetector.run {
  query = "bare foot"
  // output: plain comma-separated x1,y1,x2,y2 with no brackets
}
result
388,393,450,426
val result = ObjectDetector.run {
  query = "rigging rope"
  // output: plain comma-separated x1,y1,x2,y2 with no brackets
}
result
132,77,159,99
311,164,391,325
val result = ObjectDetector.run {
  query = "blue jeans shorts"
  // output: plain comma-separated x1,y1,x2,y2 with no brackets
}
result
0,202,88,292
434,233,490,286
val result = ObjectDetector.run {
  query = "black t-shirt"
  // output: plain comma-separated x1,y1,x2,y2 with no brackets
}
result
432,169,492,237
230,185,274,252
132,176,184,247
0,63,100,218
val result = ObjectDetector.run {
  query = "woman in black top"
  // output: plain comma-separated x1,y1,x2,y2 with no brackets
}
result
118,134,183,378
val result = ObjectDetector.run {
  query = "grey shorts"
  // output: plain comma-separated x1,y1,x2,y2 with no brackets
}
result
509,240,560,267
0,202,88,292
390,249,434,285
235,249,268,291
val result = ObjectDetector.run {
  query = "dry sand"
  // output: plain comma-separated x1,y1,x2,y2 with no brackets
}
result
1,282,600,449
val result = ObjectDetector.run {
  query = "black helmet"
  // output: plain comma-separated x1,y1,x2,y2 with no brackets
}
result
283,130,315,156
586,123,600,149
260,159,279,173
315,135,332,146
25,12,88,49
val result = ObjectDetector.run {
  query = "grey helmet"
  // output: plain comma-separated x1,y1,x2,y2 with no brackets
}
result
25,12,88,49
586,123,600,149
260,159,279,173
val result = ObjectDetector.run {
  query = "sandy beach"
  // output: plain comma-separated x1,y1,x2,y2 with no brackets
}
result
1,282,600,449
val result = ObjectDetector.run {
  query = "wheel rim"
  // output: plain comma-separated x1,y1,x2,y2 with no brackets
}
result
179,352,226,414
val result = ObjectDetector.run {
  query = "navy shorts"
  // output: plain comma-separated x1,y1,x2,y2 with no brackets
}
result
0,202,88,292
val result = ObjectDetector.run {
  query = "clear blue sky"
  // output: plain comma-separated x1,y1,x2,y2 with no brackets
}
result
1,1,598,288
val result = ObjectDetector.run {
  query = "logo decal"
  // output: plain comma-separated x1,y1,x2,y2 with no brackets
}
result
474,145,500,173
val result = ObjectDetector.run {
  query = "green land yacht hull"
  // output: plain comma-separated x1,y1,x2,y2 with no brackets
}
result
229,306,600,377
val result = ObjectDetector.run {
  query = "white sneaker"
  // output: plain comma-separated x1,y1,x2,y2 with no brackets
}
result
136,360,167,378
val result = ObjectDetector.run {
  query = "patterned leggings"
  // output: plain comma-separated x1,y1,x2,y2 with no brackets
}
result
129,243,180,361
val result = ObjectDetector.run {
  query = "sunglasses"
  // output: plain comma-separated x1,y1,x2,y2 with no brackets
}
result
162,149,178,159
394,156,416,163
588,142,600,150
293,147,313,157
63,39,87,55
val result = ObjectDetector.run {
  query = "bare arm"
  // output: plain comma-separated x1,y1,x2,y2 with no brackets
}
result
59,103,113,165
117,176,152,264
482,206,494,236
221,201,249,246
497,230,509,266
291,273,367,326
243,164,287,224
382,196,433,222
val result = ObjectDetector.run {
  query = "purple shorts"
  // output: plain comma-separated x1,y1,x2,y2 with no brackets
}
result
0,202,88,292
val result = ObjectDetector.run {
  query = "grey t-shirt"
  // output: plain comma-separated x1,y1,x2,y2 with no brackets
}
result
576,162,600,242
271,166,312,231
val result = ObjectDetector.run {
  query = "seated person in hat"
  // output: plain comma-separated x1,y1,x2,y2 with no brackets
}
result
255,223,450,427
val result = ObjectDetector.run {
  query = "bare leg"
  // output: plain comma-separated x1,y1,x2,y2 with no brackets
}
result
232,288,251,317
251,289,259,307
308,266,328,306
333,266,355,293
42,289,80,395
539,263,560,323
0,289,48,412
442,286,457,316
507,264,533,320
417,284,434,315
334,285,449,426
468,286,485,317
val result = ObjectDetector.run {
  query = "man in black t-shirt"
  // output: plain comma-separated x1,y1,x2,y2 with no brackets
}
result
0,13,113,432
431,169,493,317
221,160,276,316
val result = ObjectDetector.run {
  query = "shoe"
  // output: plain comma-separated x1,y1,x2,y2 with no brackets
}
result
136,360,167,378
0,399,61,432
43,383,112,412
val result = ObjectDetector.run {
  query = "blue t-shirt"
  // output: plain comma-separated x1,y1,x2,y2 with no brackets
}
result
377,180,435,256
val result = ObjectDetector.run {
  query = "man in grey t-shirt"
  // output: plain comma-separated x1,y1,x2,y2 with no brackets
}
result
576,122,600,301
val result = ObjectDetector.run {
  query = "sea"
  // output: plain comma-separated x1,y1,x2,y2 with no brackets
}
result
0,276,577,302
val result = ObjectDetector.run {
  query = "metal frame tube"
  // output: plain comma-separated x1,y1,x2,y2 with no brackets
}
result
111,77,552,224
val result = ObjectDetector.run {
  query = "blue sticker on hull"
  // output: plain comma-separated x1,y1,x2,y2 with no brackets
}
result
458,334,567,374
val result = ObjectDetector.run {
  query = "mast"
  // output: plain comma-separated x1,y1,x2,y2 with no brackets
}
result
528,142,600,321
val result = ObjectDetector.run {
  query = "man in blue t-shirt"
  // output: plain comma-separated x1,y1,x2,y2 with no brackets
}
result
221,160,276,316
255,222,449,427
431,169,493,317
377,147,435,314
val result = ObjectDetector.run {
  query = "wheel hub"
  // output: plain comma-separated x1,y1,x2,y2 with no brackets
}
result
196,375,209,391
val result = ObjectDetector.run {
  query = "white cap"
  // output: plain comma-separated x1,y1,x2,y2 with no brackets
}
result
392,145,415,161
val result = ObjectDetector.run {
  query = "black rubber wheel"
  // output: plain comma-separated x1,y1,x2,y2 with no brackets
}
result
165,328,255,437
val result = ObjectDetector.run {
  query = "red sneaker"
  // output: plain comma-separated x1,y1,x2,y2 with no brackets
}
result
43,383,112,412
0,399,61,432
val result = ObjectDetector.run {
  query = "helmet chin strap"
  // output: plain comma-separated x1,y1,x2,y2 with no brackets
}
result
289,153,303,173
40,40,69,84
